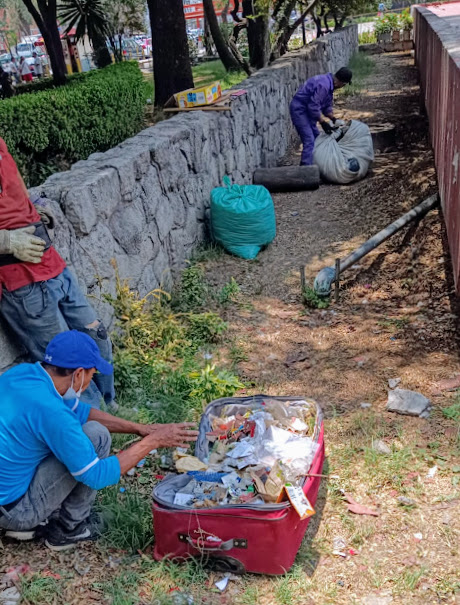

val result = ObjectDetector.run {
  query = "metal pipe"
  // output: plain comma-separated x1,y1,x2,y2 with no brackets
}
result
313,193,439,296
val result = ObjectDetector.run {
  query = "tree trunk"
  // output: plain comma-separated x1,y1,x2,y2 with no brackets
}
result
312,11,322,37
273,0,320,57
92,32,112,68
202,0,241,71
22,0,67,85
203,13,213,56
242,0,269,69
270,0,297,60
147,0,194,106
221,0,230,24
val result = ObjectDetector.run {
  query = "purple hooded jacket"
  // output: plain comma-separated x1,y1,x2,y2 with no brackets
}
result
291,73,334,120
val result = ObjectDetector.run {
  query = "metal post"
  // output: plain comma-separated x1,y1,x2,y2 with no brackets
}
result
334,258,340,302
300,266,306,292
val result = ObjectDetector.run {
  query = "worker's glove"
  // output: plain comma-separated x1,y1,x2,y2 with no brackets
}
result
32,197,55,230
330,116,337,124
7,226,46,264
320,121,334,135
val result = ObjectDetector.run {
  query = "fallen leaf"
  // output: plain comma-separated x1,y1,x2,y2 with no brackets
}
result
344,493,380,517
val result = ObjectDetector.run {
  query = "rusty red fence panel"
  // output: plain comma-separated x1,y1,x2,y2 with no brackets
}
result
414,3,460,289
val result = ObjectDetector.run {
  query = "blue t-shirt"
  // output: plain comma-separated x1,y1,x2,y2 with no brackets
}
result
0,363,120,505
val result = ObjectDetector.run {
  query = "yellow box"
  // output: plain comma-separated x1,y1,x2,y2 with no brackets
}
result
174,81,222,108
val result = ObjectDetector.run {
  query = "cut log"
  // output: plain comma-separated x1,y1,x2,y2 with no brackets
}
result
253,166,320,192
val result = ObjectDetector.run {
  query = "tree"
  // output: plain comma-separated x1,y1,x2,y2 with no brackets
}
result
147,0,194,106
21,0,67,84
104,0,145,62
270,0,319,57
0,0,32,47
242,0,270,69
58,0,112,68
202,0,241,71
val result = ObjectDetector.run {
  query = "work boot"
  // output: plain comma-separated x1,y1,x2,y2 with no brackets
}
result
44,513,104,551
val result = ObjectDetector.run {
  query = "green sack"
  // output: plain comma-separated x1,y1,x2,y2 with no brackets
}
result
210,176,276,260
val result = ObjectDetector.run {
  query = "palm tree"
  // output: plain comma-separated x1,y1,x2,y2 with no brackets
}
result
58,0,112,68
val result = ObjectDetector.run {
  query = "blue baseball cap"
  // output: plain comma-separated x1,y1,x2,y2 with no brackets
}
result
44,330,113,375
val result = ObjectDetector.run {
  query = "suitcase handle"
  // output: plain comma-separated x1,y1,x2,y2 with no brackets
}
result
179,534,247,551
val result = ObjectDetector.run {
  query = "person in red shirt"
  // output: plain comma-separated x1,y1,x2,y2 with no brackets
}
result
0,137,115,408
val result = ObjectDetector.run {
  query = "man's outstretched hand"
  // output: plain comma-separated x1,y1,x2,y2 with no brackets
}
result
117,422,199,474
143,423,199,449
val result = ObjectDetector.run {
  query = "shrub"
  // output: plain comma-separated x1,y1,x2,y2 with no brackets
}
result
359,31,377,44
0,62,147,185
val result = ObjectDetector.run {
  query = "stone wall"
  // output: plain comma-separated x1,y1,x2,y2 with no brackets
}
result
0,26,357,372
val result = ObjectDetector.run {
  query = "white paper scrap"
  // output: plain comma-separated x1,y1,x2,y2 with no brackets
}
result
215,576,230,591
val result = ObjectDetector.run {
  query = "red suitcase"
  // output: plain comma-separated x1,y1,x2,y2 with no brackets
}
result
152,395,325,575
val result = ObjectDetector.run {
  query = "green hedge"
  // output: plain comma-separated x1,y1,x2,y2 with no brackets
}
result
16,72,88,95
0,62,147,185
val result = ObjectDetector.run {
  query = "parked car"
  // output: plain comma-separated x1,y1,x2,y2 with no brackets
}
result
0,53,12,72
122,38,147,59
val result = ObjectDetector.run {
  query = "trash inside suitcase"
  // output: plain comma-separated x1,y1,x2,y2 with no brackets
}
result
152,395,325,575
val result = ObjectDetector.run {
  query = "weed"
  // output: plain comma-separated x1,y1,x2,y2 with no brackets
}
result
394,566,427,593
350,517,377,547
303,285,330,309
95,569,144,605
173,263,209,311
378,317,410,331
188,364,244,405
186,312,227,346
363,444,420,489
240,584,261,605
191,242,225,263
98,485,153,551
218,277,241,305
229,342,249,365
434,575,460,596
20,575,61,604
273,564,313,604
442,401,460,422
359,31,377,44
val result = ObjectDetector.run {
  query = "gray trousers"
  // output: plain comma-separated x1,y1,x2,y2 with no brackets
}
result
0,422,111,532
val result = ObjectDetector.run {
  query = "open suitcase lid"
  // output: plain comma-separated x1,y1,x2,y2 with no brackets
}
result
152,394,323,512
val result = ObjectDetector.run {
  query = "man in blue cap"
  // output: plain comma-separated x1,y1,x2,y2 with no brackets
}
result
290,67,353,165
0,330,198,551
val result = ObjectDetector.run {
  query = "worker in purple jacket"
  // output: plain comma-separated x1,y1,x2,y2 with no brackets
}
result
290,67,353,165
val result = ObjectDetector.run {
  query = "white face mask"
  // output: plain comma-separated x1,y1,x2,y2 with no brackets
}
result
62,371,85,401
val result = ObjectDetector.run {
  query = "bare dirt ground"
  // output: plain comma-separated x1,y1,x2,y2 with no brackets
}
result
203,52,460,604
2,53,460,605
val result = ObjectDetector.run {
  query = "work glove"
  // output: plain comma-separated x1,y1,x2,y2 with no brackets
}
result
330,116,337,124
5,226,46,263
320,121,334,135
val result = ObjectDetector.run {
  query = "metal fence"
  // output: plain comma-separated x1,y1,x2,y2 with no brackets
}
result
414,3,460,290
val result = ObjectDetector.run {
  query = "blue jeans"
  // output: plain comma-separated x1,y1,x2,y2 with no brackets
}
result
0,422,111,531
0,268,115,408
